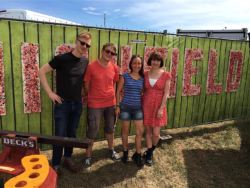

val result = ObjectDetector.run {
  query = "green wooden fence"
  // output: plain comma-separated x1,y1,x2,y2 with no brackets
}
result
0,19,249,139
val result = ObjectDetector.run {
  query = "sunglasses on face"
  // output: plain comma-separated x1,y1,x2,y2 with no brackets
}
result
78,39,91,48
104,49,116,56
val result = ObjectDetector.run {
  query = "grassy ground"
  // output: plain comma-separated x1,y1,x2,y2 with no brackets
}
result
42,119,250,188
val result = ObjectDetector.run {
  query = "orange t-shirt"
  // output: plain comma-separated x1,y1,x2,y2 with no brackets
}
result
84,60,119,108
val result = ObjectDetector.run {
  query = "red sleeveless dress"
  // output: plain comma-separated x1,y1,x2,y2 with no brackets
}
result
143,71,171,127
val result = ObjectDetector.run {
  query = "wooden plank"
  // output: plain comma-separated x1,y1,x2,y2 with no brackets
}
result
192,37,205,125
144,32,155,73
164,34,176,127
219,41,232,120
154,34,163,47
189,37,199,125
88,28,99,62
229,41,242,118
109,30,119,49
218,41,228,120
234,41,247,117
166,35,177,129
164,35,174,70
145,33,154,48
178,36,191,127
52,25,64,55
38,23,53,137
128,32,138,55
202,38,216,123
173,36,185,128
197,38,210,124
246,46,250,116
136,32,146,57
214,39,226,121
240,43,250,117
0,130,90,149
217,40,228,120
65,26,77,44
10,21,28,132
209,39,222,122
0,20,15,131
224,41,237,119
185,37,200,127
99,29,110,54
117,31,129,70
24,22,41,134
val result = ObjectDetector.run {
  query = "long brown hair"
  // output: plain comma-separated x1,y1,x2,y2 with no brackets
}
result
129,55,144,77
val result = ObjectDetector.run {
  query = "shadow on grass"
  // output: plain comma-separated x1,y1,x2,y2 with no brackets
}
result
161,123,231,142
183,149,250,188
58,148,141,188
182,120,250,188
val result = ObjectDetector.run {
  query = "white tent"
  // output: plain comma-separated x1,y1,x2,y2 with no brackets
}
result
0,9,80,25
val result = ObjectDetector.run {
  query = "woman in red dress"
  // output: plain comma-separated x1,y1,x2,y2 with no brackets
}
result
143,52,171,166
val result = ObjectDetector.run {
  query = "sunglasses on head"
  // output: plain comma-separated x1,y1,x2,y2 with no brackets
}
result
78,39,91,48
104,49,116,56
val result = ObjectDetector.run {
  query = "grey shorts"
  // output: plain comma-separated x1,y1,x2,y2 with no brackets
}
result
86,106,116,139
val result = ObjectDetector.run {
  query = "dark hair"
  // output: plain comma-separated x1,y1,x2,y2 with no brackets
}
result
147,52,164,67
129,55,144,77
102,42,117,54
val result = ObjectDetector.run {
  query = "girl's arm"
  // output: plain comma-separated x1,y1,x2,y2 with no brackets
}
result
157,78,171,118
115,76,125,115
160,79,170,109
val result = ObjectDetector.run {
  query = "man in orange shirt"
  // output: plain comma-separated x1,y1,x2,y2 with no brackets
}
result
83,43,120,169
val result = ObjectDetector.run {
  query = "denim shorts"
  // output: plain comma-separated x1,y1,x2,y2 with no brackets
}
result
119,104,143,121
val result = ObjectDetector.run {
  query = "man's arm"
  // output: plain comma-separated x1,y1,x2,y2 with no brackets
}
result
84,81,89,95
39,64,63,104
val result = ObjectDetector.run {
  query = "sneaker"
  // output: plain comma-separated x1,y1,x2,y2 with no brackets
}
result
109,150,121,161
132,152,144,168
62,158,80,173
83,157,92,171
121,150,128,163
143,150,153,166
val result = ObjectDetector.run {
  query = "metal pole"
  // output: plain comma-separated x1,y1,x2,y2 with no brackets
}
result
104,13,106,27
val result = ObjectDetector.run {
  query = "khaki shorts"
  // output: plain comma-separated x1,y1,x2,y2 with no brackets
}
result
86,106,115,139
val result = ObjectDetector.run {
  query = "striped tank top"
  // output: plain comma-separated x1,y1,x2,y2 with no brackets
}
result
121,73,144,107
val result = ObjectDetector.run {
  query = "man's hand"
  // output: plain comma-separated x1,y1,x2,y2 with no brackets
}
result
48,92,63,104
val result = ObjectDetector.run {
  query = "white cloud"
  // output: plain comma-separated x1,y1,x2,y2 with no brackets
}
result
85,11,102,16
125,0,250,32
82,6,96,11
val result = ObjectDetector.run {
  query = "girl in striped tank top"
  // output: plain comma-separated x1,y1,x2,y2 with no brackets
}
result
116,55,144,167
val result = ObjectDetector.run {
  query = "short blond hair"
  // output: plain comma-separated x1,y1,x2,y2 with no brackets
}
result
77,31,92,40
102,43,117,53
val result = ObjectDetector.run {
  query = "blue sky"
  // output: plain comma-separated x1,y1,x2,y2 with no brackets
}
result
1,0,249,33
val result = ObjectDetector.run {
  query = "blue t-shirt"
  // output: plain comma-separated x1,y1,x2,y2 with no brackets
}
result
121,73,144,108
